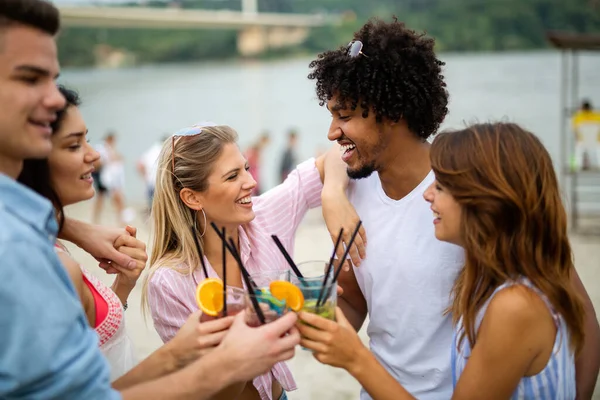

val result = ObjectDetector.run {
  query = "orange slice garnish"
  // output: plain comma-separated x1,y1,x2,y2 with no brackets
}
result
195,278,224,317
269,280,304,312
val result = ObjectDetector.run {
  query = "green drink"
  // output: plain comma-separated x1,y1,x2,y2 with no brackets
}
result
301,299,336,320
290,261,338,318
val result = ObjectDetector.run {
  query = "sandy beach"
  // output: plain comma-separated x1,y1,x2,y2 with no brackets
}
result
63,201,600,399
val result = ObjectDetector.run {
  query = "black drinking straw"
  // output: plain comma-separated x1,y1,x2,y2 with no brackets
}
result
209,223,263,322
331,221,362,285
209,223,259,289
210,222,237,256
316,227,344,307
210,222,229,247
320,221,363,305
222,227,227,317
227,237,265,325
191,225,209,279
270,235,304,279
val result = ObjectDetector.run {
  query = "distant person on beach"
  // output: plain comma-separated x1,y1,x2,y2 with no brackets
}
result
137,136,165,211
91,146,108,211
299,123,588,399
143,123,364,400
297,17,600,400
92,132,111,222
94,132,135,225
0,1,312,398
279,129,298,183
572,99,600,171
244,131,270,195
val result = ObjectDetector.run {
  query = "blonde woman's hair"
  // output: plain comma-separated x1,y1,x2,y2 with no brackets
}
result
141,125,238,315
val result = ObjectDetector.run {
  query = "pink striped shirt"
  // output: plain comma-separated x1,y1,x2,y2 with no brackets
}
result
148,158,323,400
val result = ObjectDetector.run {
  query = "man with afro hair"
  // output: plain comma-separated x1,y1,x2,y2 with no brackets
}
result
305,17,600,400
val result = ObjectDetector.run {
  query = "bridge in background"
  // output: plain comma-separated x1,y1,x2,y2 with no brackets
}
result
58,0,340,56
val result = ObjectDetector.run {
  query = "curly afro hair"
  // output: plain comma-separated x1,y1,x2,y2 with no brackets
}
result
308,17,449,140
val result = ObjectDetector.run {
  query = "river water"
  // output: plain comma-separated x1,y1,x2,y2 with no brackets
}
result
60,51,600,206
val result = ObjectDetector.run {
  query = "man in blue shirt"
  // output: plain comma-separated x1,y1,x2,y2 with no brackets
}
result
0,1,117,397
0,1,301,398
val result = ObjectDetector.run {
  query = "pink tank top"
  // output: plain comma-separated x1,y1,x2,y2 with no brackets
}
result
81,273,108,328
54,242,123,345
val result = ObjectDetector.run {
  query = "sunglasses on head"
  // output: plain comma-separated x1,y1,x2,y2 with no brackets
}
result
171,121,218,173
347,40,368,58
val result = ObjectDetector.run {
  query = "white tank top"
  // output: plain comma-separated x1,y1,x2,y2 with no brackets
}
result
347,170,464,400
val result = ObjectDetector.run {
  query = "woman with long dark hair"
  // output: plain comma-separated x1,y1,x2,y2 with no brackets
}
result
17,86,141,379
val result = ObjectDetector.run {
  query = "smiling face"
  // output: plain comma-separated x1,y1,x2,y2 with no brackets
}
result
0,24,65,176
326,95,388,180
47,105,99,207
197,142,257,227
423,180,463,246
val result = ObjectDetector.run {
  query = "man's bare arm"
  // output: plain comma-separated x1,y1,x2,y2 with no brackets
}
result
121,311,300,400
120,350,233,400
114,312,234,391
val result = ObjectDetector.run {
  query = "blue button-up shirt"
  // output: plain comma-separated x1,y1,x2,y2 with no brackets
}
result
0,174,120,399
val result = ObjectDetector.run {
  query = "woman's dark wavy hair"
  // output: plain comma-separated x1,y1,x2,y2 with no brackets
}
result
431,122,585,355
308,17,448,140
17,85,81,233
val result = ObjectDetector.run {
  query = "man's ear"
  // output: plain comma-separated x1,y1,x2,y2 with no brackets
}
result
179,188,204,211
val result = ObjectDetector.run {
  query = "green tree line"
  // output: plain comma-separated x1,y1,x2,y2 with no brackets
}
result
57,0,600,67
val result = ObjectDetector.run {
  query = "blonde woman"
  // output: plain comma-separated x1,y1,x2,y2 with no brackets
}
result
143,123,362,400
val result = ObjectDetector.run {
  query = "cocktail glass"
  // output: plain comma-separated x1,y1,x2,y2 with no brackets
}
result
220,286,247,317
292,260,337,321
291,260,337,350
244,289,288,327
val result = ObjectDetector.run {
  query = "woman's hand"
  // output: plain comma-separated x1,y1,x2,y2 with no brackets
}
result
166,311,235,369
60,218,138,270
108,226,147,286
297,307,368,372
